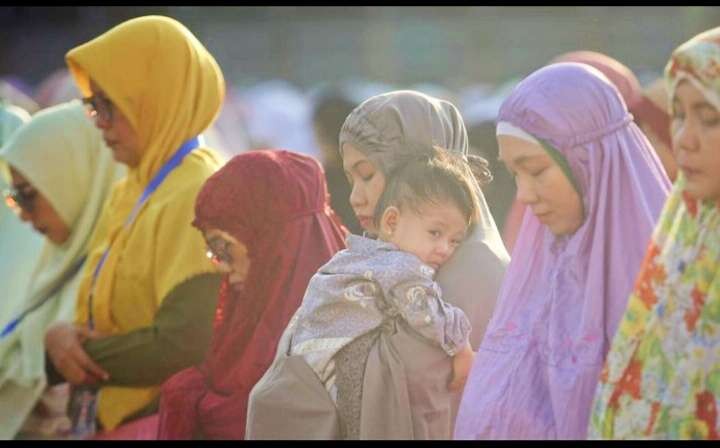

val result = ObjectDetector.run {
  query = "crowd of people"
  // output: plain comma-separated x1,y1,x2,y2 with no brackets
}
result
0,14,717,440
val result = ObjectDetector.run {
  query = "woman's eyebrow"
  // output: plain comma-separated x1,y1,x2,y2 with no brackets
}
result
692,102,719,113
510,154,546,168
350,160,373,172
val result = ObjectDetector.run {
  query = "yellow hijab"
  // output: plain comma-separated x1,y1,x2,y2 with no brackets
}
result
66,15,225,429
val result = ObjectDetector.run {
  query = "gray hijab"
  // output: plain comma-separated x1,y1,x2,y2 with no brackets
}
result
339,90,468,175
246,90,510,439
339,89,509,348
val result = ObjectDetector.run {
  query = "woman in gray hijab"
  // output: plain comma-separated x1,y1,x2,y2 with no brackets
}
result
246,90,509,440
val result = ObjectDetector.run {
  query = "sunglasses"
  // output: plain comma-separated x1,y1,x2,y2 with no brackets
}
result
205,236,234,267
82,94,114,123
3,186,37,214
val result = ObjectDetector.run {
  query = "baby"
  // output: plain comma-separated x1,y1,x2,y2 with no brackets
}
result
289,146,478,411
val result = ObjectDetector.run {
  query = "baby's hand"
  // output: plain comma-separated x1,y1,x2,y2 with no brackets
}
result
448,342,475,392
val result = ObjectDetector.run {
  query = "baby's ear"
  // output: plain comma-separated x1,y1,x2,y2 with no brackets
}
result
379,205,400,239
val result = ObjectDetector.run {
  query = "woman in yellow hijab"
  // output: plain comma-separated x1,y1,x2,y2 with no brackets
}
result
43,15,226,434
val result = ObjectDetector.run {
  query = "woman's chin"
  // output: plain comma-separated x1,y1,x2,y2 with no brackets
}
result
228,275,246,290
683,179,720,203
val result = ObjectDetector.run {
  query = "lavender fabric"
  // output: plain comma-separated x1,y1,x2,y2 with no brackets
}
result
453,63,671,440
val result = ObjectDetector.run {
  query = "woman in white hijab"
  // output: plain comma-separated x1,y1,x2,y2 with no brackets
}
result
0,100,122,438
0,102,43,329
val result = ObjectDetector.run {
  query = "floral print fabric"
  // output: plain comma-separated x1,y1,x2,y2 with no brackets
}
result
590,176,720,439
665,27,720,110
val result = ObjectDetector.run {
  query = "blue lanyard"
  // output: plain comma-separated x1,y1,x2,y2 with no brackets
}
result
86,136,202,330
0,256,87,338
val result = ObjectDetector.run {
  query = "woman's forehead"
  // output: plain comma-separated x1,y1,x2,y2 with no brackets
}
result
497,135,545,164
342,142,373,167
673,78,712,105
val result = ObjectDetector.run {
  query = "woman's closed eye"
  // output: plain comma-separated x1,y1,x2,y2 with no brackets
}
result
529,167,548,177
521,159,551,178
698,108,720,127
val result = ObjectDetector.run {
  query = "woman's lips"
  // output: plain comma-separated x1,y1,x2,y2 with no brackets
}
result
534,211,552,223
681,165,702,179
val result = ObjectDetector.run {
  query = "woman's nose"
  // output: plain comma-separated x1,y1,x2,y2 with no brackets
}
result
673,119,699,156
94,114,112,130
516,176,539,205
349,183,364,207
435,240,452,259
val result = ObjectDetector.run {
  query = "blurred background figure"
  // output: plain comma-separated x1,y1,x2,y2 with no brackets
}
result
202,85,251,160
33,69,80,109
240,79,317,158
461,78,520,251
0,79,38,115
310,87,362,235
641,76,674,177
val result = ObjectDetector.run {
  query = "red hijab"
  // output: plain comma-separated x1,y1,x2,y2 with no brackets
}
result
157,150,347,439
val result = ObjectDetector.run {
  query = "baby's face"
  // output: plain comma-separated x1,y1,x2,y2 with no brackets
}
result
385,201,468,272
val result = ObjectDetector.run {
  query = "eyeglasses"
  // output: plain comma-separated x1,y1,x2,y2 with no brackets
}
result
82,94,114,123
3,186,37,214
205,237,234,267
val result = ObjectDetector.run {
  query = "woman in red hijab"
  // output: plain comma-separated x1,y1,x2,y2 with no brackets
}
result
156,149,347,439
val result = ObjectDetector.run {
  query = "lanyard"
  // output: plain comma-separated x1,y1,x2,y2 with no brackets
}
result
86,136,202,330
0,256,87,338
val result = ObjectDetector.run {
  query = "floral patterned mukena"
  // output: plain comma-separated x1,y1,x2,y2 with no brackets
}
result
590,27,720,440
589,174,720,439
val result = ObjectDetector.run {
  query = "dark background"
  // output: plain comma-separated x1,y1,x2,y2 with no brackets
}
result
3,6,719,91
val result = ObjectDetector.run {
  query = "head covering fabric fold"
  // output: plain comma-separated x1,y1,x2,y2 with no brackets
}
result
339,90,469,176
340,89,510,348
454,63,670,440
0,100,122,438
589,26,720,440
66,15,225,186
157,150,346,439
553,51,672,149
66,16,225,429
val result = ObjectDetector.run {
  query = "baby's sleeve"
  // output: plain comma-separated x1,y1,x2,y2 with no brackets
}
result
378,256,471,356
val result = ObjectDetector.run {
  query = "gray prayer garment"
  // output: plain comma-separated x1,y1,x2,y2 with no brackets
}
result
289,235,471,401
